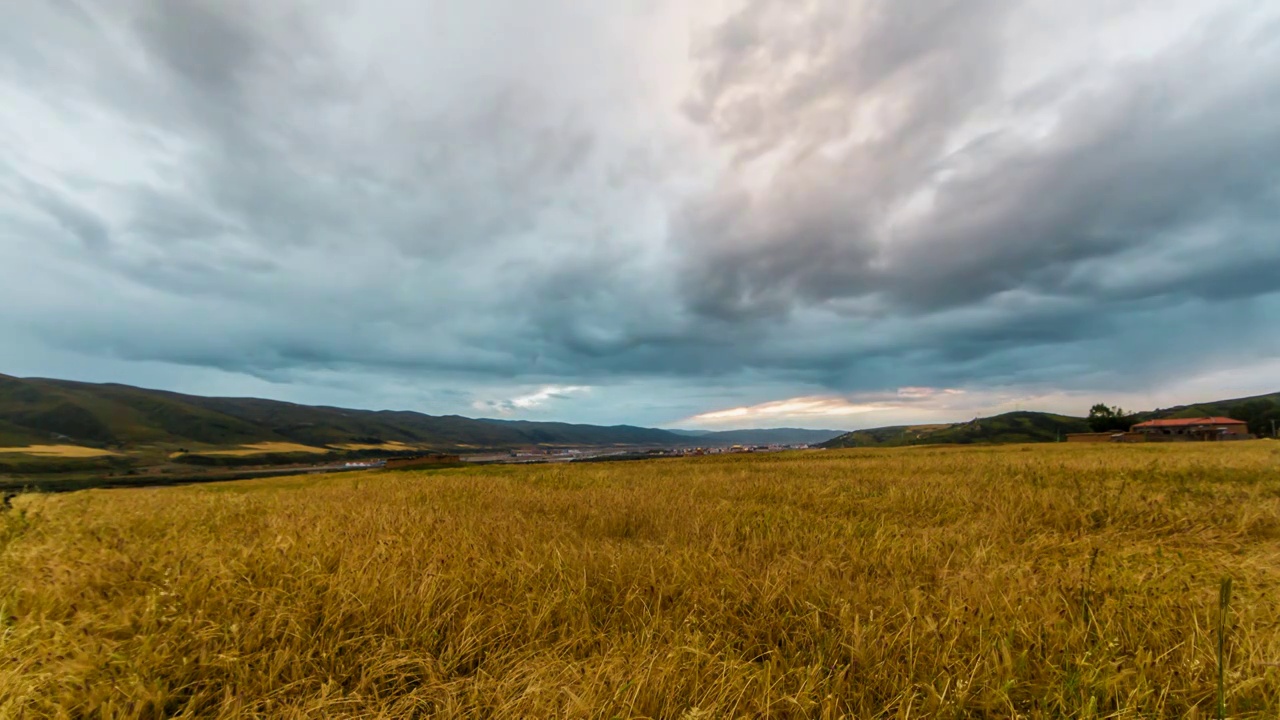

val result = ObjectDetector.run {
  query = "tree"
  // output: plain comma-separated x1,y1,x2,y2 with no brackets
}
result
1232,399,1280,437
1088,404,1131,433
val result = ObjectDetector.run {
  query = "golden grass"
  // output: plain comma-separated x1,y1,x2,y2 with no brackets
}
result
332,441,412,451
196,442,332,456
2,442,1280,717
0,444,119,458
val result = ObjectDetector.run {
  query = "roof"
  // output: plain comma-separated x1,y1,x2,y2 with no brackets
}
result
1131,416,1246,428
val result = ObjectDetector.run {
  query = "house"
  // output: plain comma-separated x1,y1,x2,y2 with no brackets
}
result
1129,417,1250,441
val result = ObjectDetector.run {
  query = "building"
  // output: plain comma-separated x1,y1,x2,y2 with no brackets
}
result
1129,417,1250,441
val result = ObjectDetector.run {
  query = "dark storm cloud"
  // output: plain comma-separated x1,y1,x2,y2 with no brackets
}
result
91,0,600,268
3,1,622,380
677,0,1012,318
1,0,1279,422
677,1,1280,327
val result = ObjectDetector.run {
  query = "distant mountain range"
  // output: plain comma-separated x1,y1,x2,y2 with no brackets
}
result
819,392,1280,448
5,372,1276,456
668,428,845,446
0,374,840,451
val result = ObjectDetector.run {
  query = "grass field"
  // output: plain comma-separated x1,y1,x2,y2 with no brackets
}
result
194,442,333,456
2,443,1279,717
333,442,413,451
0,444,120,458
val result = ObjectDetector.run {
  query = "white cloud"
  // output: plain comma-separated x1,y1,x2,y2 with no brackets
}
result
685,387,968,426
896,387,965,400
688,396,888,423
510,385,591,410
472,385,591,415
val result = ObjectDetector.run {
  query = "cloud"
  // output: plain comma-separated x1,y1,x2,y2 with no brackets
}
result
0,0,1278,428
473,385,592,415
676,0,1280,321
688,397,888,424
686,387,967,425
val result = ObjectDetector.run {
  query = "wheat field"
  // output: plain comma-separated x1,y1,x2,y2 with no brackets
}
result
333,442,414,452
0,445,121,458
2,443,1279,718
195,442,333,456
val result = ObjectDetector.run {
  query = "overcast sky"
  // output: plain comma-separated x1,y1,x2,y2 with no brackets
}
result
3,0,1279,430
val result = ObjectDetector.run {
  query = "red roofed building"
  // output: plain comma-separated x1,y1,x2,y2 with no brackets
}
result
1129,417,1250,440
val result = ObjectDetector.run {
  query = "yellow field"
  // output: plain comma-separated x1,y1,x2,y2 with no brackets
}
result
332,441,412,451
0,444,119,458
196,442,332,456
2,443,1279,717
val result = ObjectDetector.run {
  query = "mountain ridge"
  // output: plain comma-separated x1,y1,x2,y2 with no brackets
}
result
0,374,839,451
5,373,1277,454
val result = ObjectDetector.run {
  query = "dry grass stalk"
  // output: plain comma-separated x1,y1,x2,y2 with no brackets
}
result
2,442,1279,718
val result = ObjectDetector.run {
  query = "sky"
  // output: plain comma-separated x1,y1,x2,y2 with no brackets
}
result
2,0,1279,430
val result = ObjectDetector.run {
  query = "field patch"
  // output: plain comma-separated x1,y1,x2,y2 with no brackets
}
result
332,441,411,451
194,442,331,456
0,444,120,458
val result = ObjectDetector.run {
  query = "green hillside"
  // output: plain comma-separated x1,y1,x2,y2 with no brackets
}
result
819,393,1280,449
0,374,693,452
479,419,692,447
0,375,272,447
820,412,1091,448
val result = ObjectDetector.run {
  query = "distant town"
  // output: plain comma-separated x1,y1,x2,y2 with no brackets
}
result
341,442,819,471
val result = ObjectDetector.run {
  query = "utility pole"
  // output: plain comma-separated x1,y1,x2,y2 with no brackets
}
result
1271,418,1276,438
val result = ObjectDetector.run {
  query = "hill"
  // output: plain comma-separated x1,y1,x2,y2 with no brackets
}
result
819,392,1280,448
0,373,702,452
4,374,844,455
819,411,1090,448
476,419,690,447
6,372,1276,457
